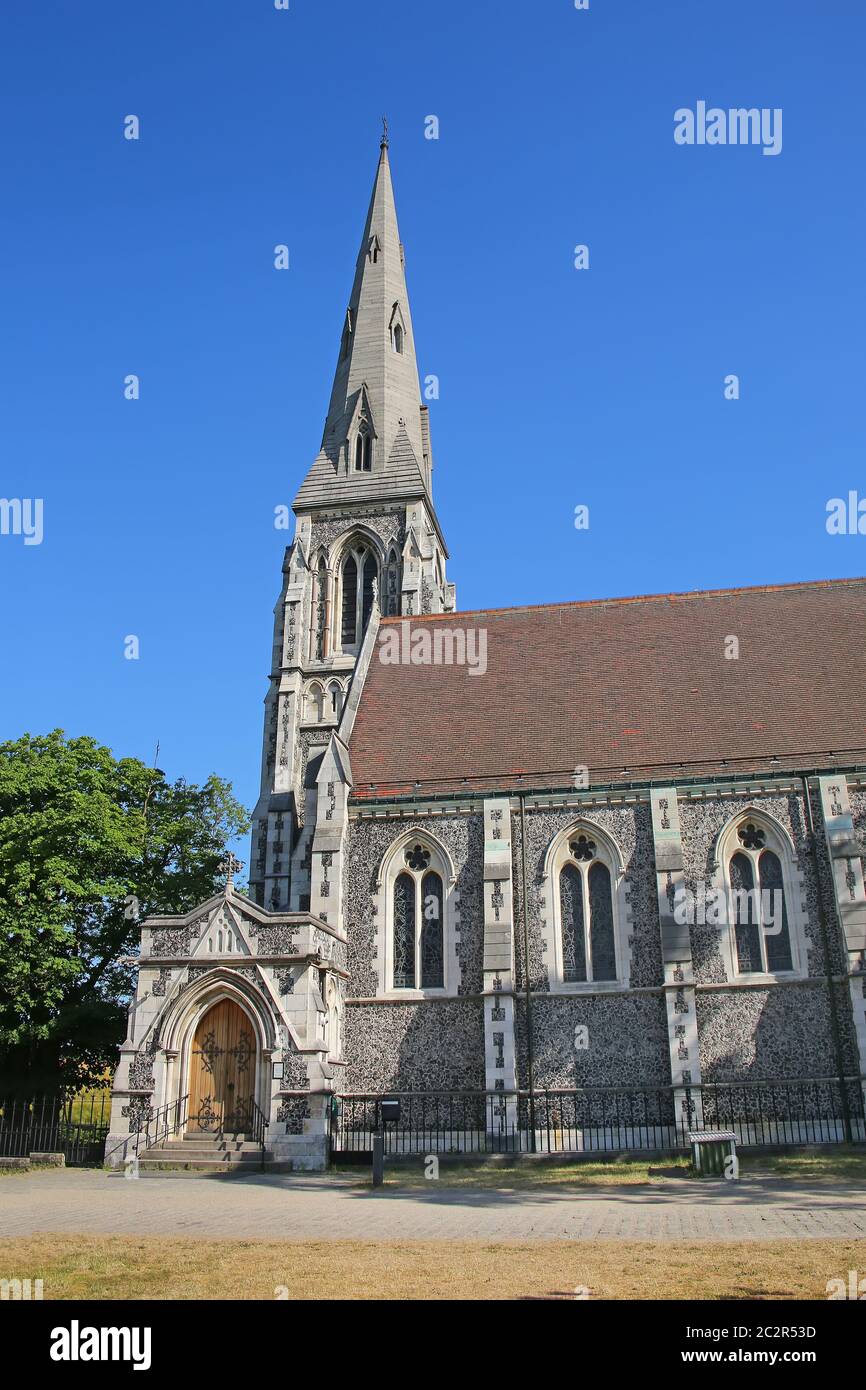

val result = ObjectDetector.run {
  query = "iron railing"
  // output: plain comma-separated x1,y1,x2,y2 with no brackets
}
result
0,1092,111,1167
103,1092,190,1169
330,1076,866,1159
142,1092,189,1153
519,1084,680,1154
697,1075,865,1147
248,1098,270,1170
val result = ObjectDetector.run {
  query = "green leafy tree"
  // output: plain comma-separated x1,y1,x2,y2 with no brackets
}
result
0,731,249,1095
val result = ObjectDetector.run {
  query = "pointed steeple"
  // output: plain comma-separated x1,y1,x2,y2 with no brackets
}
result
294,138,432,509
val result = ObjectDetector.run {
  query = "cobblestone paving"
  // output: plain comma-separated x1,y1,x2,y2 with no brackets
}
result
2,1171,865,1243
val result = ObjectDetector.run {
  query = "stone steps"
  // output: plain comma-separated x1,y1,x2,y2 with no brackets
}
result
136,1130,267,1173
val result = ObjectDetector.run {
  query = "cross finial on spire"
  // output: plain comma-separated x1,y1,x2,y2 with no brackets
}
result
219,851,244,890
381,115,389,149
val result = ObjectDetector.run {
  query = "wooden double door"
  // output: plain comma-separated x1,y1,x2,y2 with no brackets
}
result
188,999,257,1134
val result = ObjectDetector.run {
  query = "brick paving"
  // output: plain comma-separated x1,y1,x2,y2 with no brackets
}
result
1,1170,865,1243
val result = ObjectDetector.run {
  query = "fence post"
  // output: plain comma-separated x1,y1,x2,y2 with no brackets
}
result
371,1100,384,1188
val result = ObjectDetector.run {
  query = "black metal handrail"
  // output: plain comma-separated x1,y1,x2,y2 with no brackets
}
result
103,1092,190,1168
248,1098,270,1170
143,1092,189,1154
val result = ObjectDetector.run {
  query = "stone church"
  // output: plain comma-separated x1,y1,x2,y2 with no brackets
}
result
107,137,866,1169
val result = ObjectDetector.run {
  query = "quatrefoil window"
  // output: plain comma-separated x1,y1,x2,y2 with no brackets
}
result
737,823,765,850
569,835,596,862
405,844,431,870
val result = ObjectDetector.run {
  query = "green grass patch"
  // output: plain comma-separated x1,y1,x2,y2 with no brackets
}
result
335,1145,866,1189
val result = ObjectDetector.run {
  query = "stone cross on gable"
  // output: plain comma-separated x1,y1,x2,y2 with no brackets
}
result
219,852,244,889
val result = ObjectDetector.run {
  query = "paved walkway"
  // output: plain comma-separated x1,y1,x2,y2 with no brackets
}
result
2,1171,866,1242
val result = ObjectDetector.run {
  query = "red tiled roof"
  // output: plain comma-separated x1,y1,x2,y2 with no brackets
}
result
348,578,866,798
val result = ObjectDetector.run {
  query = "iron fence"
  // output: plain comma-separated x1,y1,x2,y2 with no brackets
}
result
697,1076,865,1146
330,1076,866,1160
0,1092,111,1167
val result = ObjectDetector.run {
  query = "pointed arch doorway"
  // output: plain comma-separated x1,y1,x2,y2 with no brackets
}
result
187,999,258,1134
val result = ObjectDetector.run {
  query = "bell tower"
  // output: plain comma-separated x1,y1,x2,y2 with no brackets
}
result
249,133,455,910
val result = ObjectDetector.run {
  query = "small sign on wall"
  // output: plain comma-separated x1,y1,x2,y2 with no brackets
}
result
272,1062,284,1080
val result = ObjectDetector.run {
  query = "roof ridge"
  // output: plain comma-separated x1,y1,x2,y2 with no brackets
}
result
379,575,866,623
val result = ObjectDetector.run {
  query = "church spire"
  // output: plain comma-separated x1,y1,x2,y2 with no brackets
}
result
294,136,431,508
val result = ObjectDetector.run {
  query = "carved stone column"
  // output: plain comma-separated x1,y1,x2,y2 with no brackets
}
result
482,798,517,1139
650,788,703,1133
817,776,866,1118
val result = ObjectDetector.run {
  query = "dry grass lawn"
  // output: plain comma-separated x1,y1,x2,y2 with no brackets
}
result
3,1234,865,1300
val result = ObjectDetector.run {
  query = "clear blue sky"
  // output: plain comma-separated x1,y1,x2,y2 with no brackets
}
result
1,0,864,832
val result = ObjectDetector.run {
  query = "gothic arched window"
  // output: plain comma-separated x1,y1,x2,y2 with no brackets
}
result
393,872,416,989
389,303,406,356
341,555,358,645
560,863,586,982
726,819,794,975
385,545,401,616
362,555,375,631
547,824,624,988
385,838,451,993
355,424,372,472
339,542,378,650
313,556,328,661
304,682,324,723
557,837,616,983
324,976,342,1060
420,870,444,988
328,681,343,719
340,309,353,362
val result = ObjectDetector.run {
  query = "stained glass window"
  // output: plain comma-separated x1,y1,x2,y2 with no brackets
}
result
559,836,619,985
560,863,586,983
391,844,448,991
393,872,416,989
731,851,760,973
759,849,793,972
420,871,444,988
340,546,378,649
588,862,616,981
738,822,765,850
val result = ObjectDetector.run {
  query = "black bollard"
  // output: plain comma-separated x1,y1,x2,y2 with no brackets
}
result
372,1133,384,1187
